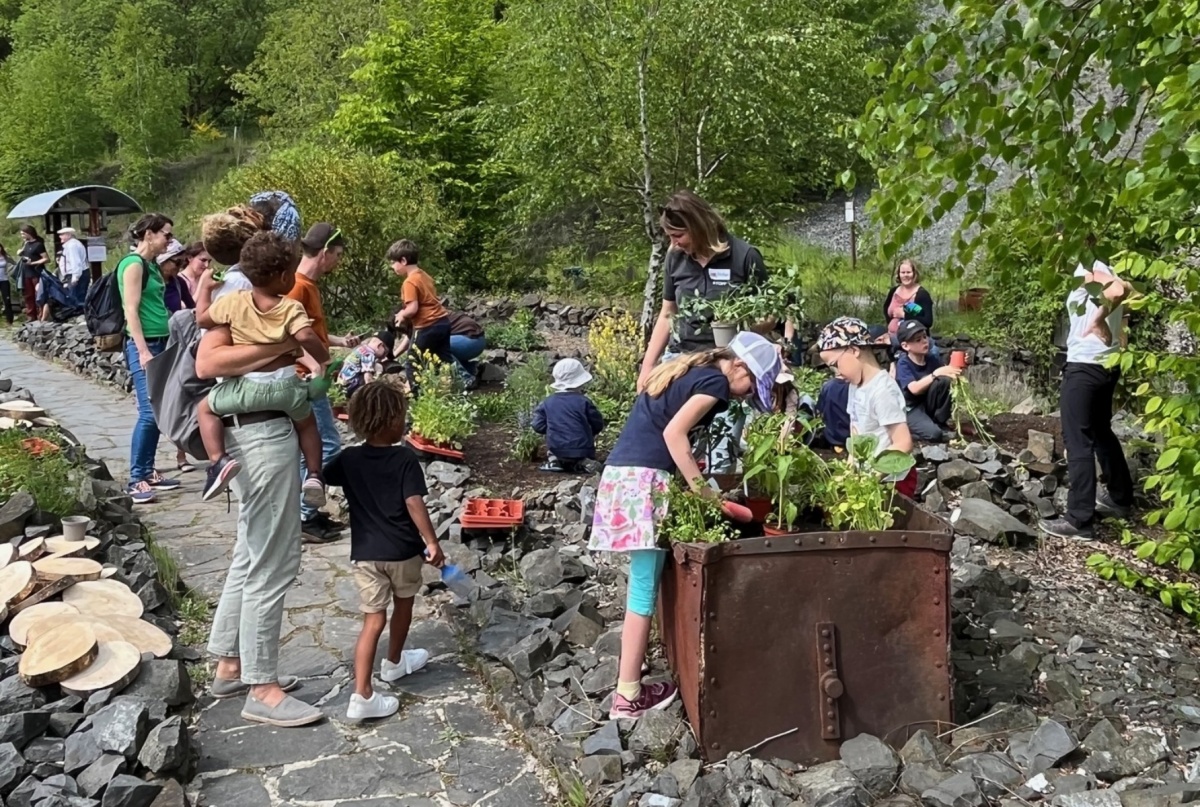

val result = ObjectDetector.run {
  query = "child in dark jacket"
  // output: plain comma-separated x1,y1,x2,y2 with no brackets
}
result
533,358,605,473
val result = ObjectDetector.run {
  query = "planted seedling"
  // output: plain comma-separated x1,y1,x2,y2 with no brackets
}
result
816,434,916,532
741,413,827,531
657,479,736,544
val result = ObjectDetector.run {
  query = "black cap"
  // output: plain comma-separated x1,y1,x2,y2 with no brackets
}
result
896,320,928,344
376,331,396,353
300,222,343,252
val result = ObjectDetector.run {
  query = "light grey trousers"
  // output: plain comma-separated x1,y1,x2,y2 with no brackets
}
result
207,417,303,684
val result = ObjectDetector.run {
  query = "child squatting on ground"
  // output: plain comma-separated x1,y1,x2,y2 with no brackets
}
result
337,331,397,399
533,358,606,473
324,378,444,721
194,230,330,504
591,331,780,718
817,316,917,496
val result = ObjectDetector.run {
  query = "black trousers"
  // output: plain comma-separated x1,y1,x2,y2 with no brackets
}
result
0,280,12,324
906,376,954,441
1061,363,1134,527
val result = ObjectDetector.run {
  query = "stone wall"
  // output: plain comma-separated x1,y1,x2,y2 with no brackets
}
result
17,322,132,393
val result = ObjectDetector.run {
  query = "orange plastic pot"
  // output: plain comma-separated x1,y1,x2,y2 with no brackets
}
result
949,350,969,370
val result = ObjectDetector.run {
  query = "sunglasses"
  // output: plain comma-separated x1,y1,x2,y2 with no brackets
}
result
323,228,343,251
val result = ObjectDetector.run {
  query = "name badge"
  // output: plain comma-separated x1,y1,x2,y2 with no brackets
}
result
708,268,731,284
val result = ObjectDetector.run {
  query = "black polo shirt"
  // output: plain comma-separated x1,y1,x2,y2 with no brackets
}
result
663,234,767,352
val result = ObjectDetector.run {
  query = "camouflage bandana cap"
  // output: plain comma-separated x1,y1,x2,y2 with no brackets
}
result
816,316,875,351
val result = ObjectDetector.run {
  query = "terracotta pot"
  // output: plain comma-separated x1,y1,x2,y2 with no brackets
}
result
950,350,969,370
762,523,793,537
744,497,773,523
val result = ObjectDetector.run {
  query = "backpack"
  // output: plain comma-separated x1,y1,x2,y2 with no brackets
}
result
86,256,149,352
146,310,212,460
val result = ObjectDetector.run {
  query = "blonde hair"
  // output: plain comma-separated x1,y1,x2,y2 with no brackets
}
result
644,348,734,397
201,205,267,265
659,190,729,258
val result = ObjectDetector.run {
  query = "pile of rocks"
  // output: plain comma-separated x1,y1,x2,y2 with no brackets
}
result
1,385,195,807
16,322,132,393
461,295,618,338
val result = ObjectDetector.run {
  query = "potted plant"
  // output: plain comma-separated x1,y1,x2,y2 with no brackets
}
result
676,289,755,348
816,434,916,532
658,479,737,544
408,355,478,455
741,413,828,534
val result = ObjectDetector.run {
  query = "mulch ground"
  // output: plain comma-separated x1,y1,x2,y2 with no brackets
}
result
987,412,1064,456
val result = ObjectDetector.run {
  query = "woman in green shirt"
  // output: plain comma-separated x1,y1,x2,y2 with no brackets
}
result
120,213,182,504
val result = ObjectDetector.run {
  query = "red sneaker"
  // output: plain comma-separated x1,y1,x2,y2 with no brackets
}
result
609,681,679,719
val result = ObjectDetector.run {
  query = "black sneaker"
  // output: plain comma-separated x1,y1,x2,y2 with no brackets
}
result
301,519,342,544
312,512,345,532
202,456,241,502
1095,492,1132,519
1038,517,1093,541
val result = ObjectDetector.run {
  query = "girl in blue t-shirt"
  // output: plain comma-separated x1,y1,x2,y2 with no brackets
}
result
590,331,779,719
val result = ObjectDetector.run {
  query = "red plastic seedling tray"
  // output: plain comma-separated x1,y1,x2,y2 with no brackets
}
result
460,498,525,529
406,433,465,462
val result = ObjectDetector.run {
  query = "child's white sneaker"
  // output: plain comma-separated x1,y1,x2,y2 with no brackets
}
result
381,649,430,682
346,691,399,720
301,476,326,508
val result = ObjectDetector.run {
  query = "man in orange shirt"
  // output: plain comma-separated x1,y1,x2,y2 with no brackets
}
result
289,223,360,541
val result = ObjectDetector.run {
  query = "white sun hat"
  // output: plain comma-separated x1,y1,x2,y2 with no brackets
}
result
550,358,594,392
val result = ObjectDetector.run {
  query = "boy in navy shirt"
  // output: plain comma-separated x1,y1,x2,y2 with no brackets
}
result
533,358,606,473
323,378,445,721
894,320,960,442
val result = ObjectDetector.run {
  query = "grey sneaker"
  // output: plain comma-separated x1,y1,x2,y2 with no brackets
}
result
1038,517,1094,541
212,675,300,700
240,693,323,727
1095,491,1132,519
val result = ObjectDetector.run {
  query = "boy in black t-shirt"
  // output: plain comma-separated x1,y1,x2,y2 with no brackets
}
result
323,378,445,721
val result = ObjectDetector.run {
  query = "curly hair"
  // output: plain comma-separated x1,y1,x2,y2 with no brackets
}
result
201,206,266,265
239,231,300,287
347,376,409,442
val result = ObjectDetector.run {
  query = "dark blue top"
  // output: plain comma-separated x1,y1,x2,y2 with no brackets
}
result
606,366,730,471
817,378,851,448
532,391,606,460
895,353,943,406
324,444,428,562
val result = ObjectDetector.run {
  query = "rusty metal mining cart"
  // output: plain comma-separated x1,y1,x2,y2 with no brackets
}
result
658,497,953,764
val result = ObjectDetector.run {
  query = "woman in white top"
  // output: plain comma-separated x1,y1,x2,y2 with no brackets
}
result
0,243,12,325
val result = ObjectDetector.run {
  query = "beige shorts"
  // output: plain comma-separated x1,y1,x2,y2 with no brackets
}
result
352,557,425,612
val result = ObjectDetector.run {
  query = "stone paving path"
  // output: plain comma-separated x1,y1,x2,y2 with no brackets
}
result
0,335,548,807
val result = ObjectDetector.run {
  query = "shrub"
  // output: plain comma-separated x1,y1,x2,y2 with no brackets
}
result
587,310,642,447
206,144,461,330
504,356,552,429
486,309,545,352
409,353,477,447
0,430,79,516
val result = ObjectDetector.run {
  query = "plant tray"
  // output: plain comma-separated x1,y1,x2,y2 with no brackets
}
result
460,498,525,529
406,433,464,461
21,438,60,457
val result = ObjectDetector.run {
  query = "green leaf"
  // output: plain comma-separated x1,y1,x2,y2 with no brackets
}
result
1157,447,1181,469
1160,590,1174,608
872,449,916,477
1135,541,1157,560
1164,508,1187,531
1180,548,1195,571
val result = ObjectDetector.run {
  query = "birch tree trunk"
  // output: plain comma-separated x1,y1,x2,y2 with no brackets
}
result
635,38,663,339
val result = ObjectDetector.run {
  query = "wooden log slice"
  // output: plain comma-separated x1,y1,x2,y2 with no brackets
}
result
8,602,79,648
100,566,118,579
59,641,142,697
0,561,36,607
0,544,14,569
17,537,45,562
44,537,101,557
103,616,172,658
25,612,125,647
0,416,15,430
34,557,102,582
0,400,45,419
61,580,144,618
19,622,98,686
9,575,77,615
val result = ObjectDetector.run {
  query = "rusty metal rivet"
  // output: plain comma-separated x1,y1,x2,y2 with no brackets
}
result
821,629,830,638
712,743,721,750
933,567,941,574
710,677,718,685
823,643,830,651
901,535,908,542
824,657,832,666
827,724,835,733
819,536,826,544
708,612,715,618
936,661,943,668
934,597,941,605
794,538,801,545
939,694,946,701
869,536,876,543
934,630,942,638
710,711,716,717
826,698,833,705
826,711,834,719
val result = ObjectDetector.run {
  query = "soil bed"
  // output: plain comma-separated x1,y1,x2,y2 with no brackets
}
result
987,412,1064,455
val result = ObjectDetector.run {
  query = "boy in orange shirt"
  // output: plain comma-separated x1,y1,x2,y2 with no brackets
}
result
389,240,453,368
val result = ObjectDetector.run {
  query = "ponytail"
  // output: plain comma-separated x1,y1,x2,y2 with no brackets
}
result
644,348,734,398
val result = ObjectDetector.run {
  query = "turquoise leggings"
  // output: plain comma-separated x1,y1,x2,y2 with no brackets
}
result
626,549,668,617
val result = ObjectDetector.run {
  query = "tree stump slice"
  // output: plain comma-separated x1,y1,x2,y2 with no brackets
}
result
100,566,118,579
61,580,144,618
0,544,14,569
44,537,101,557
10,575,78,615
34,557,102,582
0,400,46,420
25,612,125,647
19,622,98,686
9,602,79,648
60,641,142,697
105,616,172,658
17,537,45,562
0,561,36,607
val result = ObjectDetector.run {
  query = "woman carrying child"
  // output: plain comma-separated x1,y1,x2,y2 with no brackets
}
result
591,331,780,718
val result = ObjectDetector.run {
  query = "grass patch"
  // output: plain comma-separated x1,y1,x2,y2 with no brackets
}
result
485,309,546,352
178,593,212,647
0,428,81,516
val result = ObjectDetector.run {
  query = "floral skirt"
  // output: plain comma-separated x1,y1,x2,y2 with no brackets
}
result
589,465,671,553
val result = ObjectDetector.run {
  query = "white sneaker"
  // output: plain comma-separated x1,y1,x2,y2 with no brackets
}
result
380,649,430,682
346,691,399,720
302,477,326,508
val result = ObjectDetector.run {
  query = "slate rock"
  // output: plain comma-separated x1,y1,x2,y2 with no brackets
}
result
555,603,606,648
78,754,126,799
938,461,982,489
900,730,951,767
953,498,1037,545
900,763,953,798
921,445,952,463
478,611,550,660
500,629,564,680
551,702,599,739
519,548,565,590
1113,730,1168,780
638,795,682,807
580,658,617,696
579,754,623,786
122,661,193,707
22,737,64,765
922,771,984,807
652,759,702,799
64,731,103,775
1049,793,1121,807
0,711,50,750
582,720,622,756
100,775,160,807
840,733,899,797
137,717,189,774
1027,431,1055,463
0,491,36,541
48,713,85,739
90,701,149,759
0,679,46,717
627,710,684,755
793,760,868,807
0,741,29,794
1012,719,1078,775
959,481,993,502
524,588,573,618
951,753,1023,798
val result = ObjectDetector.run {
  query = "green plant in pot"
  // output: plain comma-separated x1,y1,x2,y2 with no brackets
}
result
676,288,755,348
817,434,916,532
741,413,828,534
657,478,737,544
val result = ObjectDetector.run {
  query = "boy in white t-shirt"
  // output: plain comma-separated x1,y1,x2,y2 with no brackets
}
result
817,317,916,497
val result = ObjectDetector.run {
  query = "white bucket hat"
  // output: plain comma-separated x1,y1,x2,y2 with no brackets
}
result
551,358,593,392
728,331,782,411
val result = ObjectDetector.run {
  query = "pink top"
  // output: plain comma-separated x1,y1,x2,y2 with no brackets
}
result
887,286,917,335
